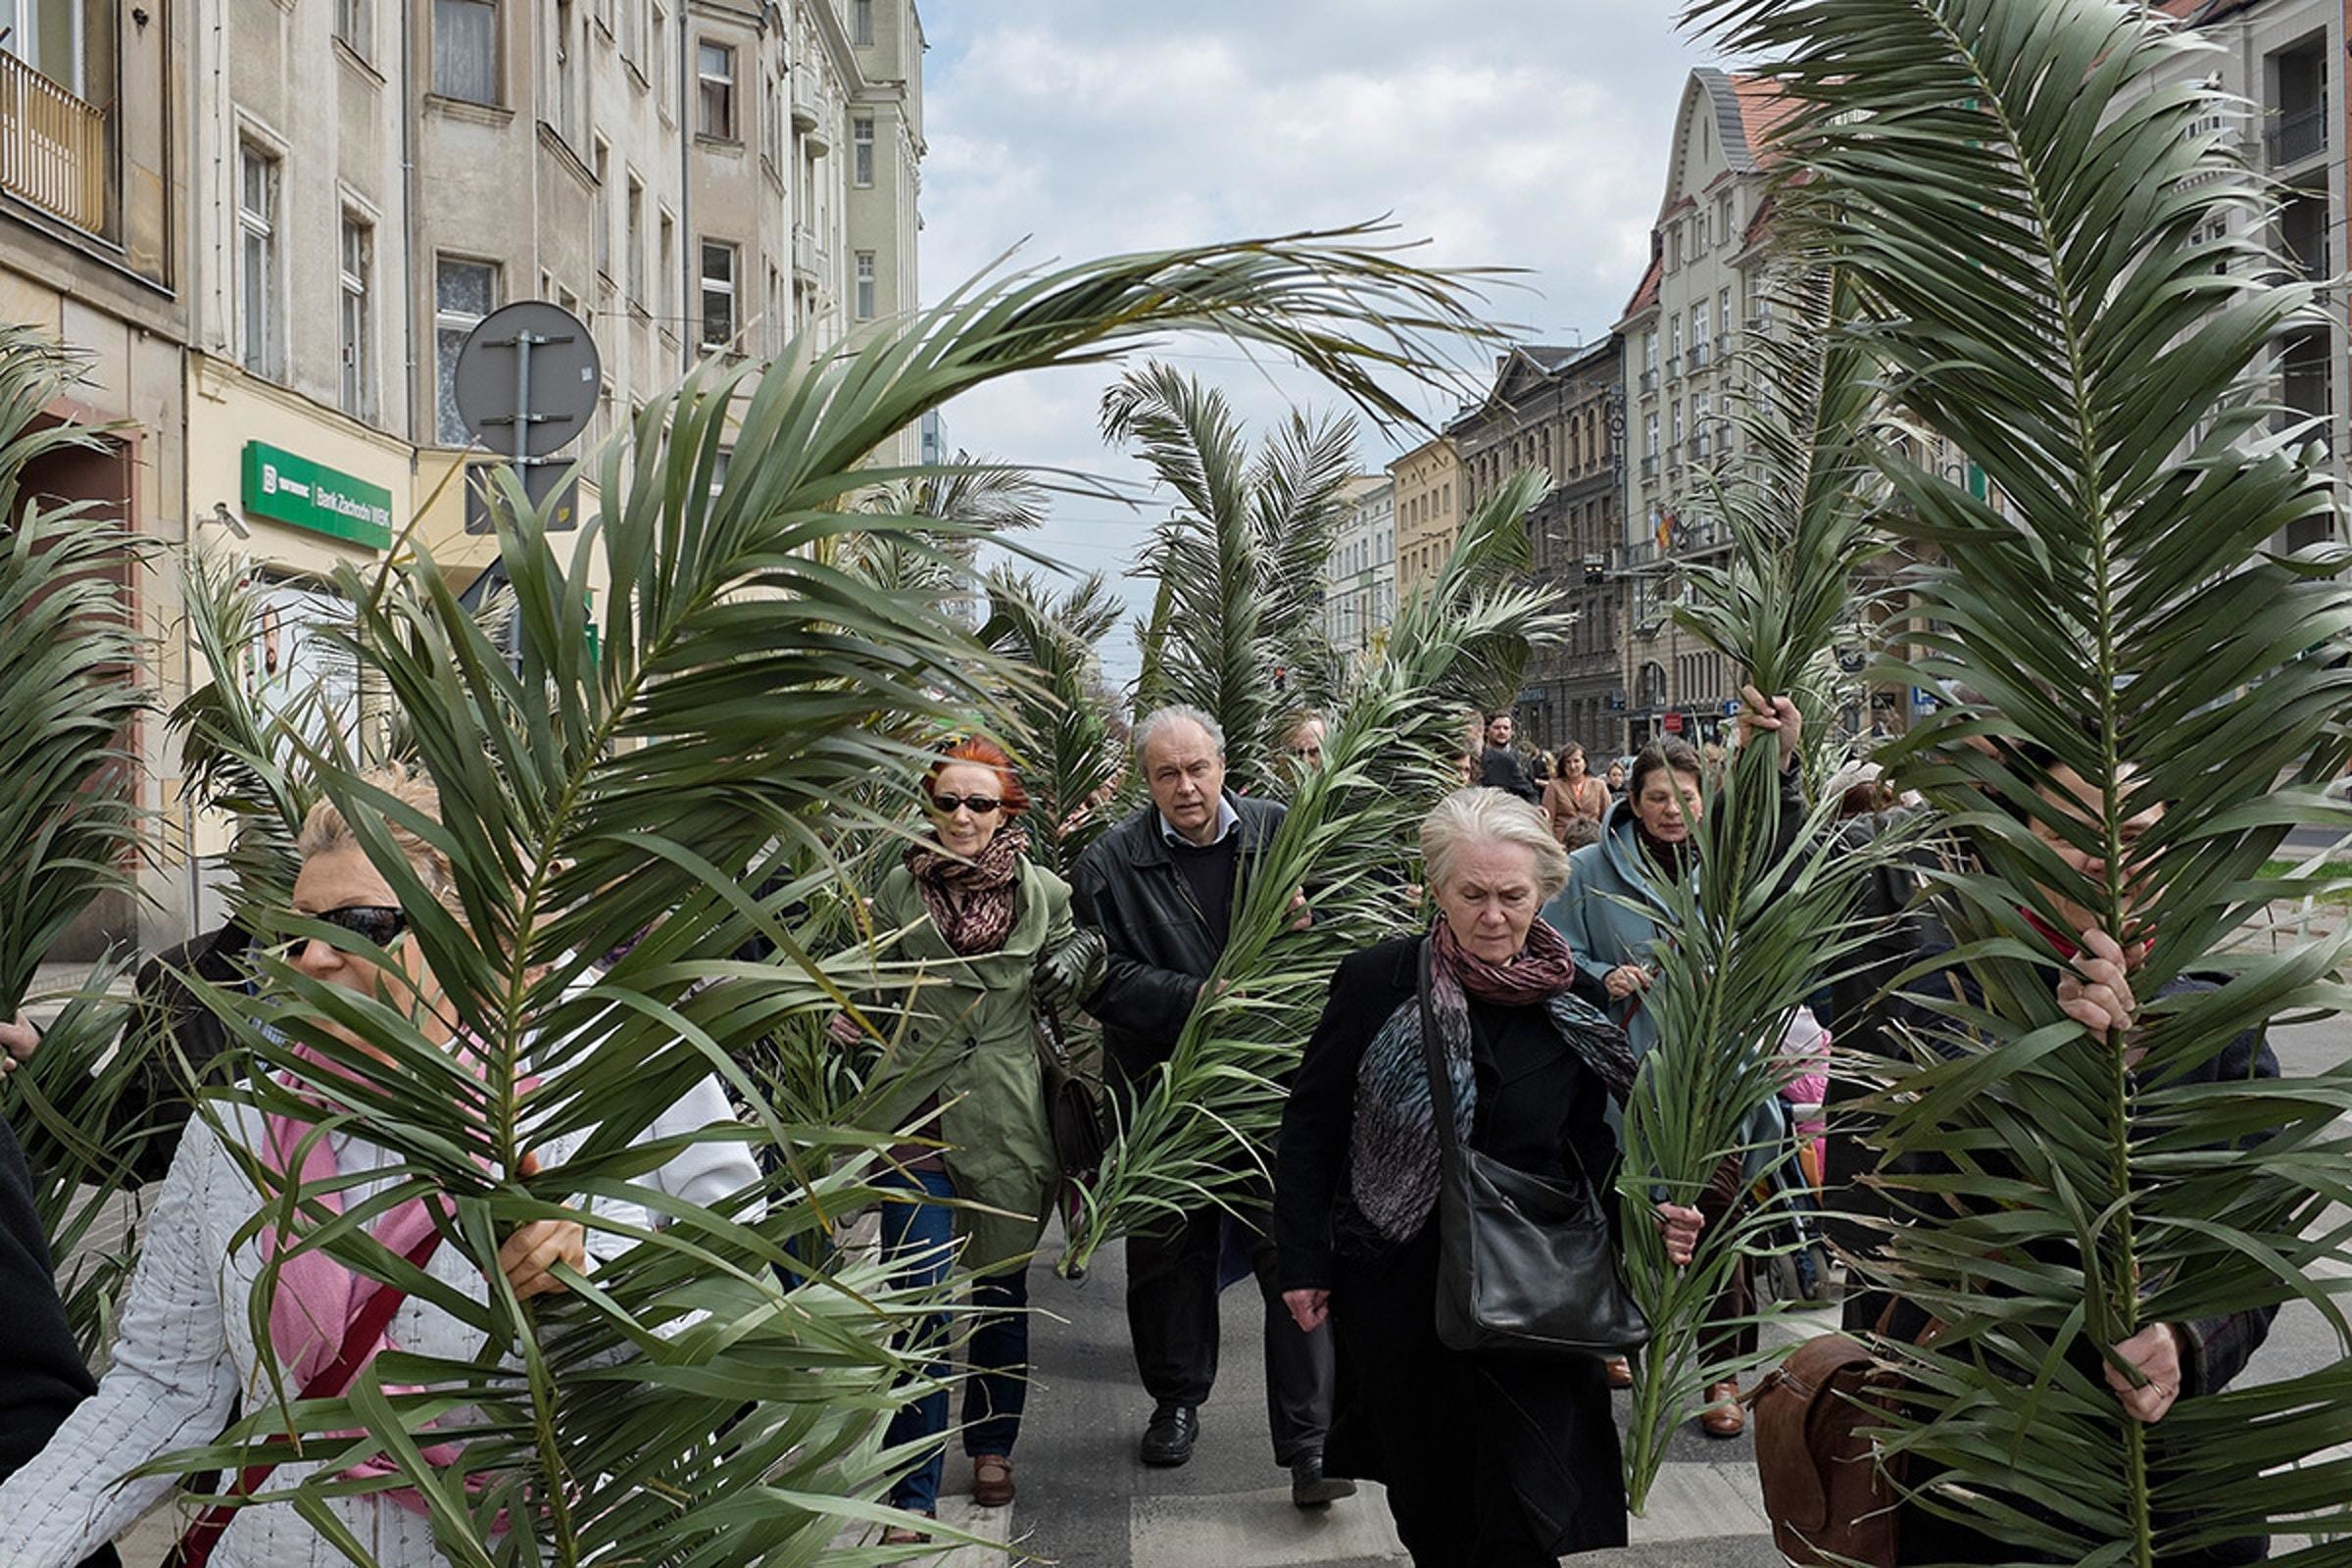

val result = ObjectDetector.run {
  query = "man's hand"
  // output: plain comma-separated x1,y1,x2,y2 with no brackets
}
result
2105,1323,2187,1425
1737,684,1803,771
1653,1201,1705,1267
500,1152,587,1299
1282,1288,1330,1333
2057,926,2140,1052
1605,964,1651,1001
0,1013,36,1075
1287,890,1312,933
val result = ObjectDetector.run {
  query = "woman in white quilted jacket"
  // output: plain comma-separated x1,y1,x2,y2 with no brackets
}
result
0,768,760,1567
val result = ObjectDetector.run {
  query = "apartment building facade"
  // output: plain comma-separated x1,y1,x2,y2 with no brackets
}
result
1390,432,1460,604
1321,474,1395,662
1612,68,1788,750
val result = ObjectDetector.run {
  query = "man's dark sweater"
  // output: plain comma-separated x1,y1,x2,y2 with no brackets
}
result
1167,834,1239,949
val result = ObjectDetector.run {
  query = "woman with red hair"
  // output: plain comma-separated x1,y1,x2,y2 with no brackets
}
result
862,737,1101,1540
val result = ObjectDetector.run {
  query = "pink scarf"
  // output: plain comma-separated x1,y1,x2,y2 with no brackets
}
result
260,1043,515,1514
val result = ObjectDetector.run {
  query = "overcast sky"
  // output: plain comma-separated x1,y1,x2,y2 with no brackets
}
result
918,3,1716,682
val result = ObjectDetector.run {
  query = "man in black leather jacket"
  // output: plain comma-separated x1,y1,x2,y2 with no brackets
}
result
1070,704,1346,1508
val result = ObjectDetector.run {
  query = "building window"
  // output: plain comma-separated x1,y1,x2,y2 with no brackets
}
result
237,143,282,379
434,0,499,104
553,1,579,144
855,250,875,318
621,0,641,64
697,40,735,139
436,257,500,445
658,212,675,329
339,214,373,419
853,115,874,186
852,0,873,46
625,174,645,303
700,239,737,347
591,139,611,276
762,67,783,168
649,3,666,96
335,0,370,59
1718,286,1734,341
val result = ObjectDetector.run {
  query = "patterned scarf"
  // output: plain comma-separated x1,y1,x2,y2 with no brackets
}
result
905,823,1031,956
1347,919,1636,1242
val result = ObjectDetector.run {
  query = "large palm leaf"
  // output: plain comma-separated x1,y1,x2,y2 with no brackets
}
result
150,233,1509,1565
1689,0,2352,1556
1061,468,1570,1271
979,566,1127,877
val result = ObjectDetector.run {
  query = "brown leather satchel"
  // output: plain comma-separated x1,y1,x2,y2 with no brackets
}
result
1749,1328,1910,1568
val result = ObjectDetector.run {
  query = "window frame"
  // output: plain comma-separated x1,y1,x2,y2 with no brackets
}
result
237,141,283,380
432,0,502,106
700,237,738,349
696,38,736,141
339,211,374,420
434,256,502,447
854,249,875,319
852,115,874,186
334,0,370,60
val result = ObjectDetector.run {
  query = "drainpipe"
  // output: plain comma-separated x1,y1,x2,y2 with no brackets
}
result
402,2,419,458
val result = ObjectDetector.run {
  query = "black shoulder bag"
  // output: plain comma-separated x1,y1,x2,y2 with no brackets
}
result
1035,1000,1110,1186
1417,943,1650,1359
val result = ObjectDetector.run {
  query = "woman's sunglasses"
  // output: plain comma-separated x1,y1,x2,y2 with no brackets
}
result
927,792,1004,816
291,905,411,953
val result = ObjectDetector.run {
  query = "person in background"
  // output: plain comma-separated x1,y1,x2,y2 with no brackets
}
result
1544,743,1611,846
1275,787,1701,1566
860,737,1102,1540
1281,710,1330,778
1604,757,1630,796
1477,711,1542,805
1542,690,1805,1432
1070,705,1347,1509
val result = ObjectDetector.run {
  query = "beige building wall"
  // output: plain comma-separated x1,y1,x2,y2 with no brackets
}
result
0,0,195,952
1390,435,1461,604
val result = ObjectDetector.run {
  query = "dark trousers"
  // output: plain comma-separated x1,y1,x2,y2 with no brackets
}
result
1124,1199,1334,1465
1697,1154,1757,1375
878,1170,1031,1512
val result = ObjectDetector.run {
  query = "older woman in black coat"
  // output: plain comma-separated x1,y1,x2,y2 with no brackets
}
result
1274,788,1703,1566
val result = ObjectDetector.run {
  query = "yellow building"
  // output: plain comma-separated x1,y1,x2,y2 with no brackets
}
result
1389,434,1461,604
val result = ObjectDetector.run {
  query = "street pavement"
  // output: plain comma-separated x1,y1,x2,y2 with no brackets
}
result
109,1009,2352,1566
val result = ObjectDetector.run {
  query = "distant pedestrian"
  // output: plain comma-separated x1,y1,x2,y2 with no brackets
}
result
1476,711,1542,804
1604,757,1629,795
1280,709,1330,779
1542,691,1806,1437
860,737,1103,1541
1543,743,1611,845
1275,787,1703,1565
1070,706,1348,1509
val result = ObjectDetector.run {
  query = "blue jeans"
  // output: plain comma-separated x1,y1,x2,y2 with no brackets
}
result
878,1169,1031,1513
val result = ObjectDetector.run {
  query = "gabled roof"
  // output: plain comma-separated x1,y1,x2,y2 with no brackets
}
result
1619,250,1663,324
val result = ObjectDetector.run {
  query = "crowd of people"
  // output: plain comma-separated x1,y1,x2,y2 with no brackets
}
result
0,687,2281,1568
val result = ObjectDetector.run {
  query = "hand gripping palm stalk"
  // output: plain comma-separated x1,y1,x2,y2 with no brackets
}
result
1691,0,2352,1558
1060,469,1569,1274
145,234,1517,1568
1612,267,1908,1509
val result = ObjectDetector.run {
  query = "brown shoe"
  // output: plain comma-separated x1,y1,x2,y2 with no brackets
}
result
972,1453,1014,1508
880,1510,936,1545
1605,1354,1634,1389
1700,1379,1744,1438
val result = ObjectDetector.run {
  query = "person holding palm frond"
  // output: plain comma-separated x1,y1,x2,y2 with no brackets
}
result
1543,691,1805,1437
1274,788,1702,1565
0,770,760,1567
858,737,1102,1541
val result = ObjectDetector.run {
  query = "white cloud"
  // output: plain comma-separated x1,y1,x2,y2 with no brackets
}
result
916,2,1709,683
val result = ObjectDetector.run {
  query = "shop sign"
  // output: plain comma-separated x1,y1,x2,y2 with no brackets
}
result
1663,711,1686,734
241,441,394,551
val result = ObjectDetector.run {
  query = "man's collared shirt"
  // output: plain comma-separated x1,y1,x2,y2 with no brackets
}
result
1158,794,1241,849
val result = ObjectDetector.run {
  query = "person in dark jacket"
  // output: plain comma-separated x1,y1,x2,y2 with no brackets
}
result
1069,704,1345,1508
1274,788,1704,1566
0,1017,118,1568
1477,710,1542,804
1836,753,2279,1566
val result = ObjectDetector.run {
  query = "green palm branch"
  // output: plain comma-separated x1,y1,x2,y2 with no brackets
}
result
1061,468,1570,1272
145,233,1509,1564
1109,363,1363,789
979,566,1128,877
1689,0,2352,1555
0,325,158,1360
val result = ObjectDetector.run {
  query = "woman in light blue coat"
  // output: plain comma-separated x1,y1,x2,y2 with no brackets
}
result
1540,702,1802,1436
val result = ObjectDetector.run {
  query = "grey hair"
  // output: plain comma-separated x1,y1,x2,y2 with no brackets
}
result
1133,704,1226,762
1420,786,1572,903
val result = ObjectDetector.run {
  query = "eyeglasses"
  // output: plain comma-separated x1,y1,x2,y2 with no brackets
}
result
927,793,1004,816
293,905,411,953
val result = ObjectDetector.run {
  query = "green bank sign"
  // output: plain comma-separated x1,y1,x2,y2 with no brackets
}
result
240,441,394,551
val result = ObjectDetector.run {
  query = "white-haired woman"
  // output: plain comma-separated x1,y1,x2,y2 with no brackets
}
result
0,768,760,1567
1273,788,1704,1566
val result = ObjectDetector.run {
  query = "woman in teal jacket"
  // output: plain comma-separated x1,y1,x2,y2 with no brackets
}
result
1541,706,1801,1437
863,737,1102,1538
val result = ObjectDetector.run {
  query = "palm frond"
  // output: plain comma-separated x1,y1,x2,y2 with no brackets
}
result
1688,0,2352,1551
1062,468,1570,1271
979,566,1127,877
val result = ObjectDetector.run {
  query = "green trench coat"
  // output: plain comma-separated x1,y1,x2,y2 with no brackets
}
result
868,858,1077,1273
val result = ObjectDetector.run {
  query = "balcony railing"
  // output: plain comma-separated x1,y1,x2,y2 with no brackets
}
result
792,222,822,283
0,52,106,233
2267,103,2328,169
790,64,821,133
1690,341,1711,369
1639,455,1657,479
1639,368,1657,395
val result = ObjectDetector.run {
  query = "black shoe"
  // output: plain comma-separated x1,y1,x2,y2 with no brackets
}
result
1289,1451,1356,1508
1139,1401,1200,1467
